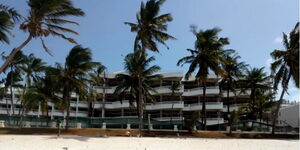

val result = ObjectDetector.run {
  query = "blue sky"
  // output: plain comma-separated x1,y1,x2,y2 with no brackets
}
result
1,0,299,101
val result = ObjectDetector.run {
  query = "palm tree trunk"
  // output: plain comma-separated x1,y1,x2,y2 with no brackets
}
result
10,66,15,117
227,88,231,133
271,72,292,134
202,82,207,130
138,77,143,136
0,35,32,73
5,94,11,126
66,97,71,130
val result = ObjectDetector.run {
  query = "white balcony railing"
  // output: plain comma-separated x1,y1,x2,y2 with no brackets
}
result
183,102,223,111
223,105,239,112
151,86,184,95
145,101,184,110
153,117,184,121
198,118,224,125
183,86,219,96
222,90,251,97
104,100,131,109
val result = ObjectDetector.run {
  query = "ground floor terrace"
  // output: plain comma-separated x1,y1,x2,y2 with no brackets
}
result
0,115,290,132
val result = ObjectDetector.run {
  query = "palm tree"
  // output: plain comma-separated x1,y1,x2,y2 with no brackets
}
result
125,0,176,52
19,54,47,87
254,89,276,126
0,0,85,73
3,69,23,125
0,4,22,44
177,26,229,130
17,54,47,126
114,51,161,134
219,51,247,132
18,72,62,127
270,22,299,134
52,45,98,129
1,51,26,118
88,64,106,118
125,0,175,134
242,67,270,129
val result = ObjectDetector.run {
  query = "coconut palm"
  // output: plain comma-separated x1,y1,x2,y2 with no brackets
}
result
219,52,247,132
0,0,85,73
125,0,174,134
241,67,271,128
220,52,247,113
51,45,98,129
3,69,23,125
254,89,276,125
16,54,47,126
125,0,176,52
19,54,47,87
114,51,161,134
18,72,62,127
177,26,229,130
88,64,106,118
1,51,26,118
0,4,22,44
271,22,299,134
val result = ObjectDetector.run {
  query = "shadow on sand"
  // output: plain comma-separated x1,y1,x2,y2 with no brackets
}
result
46,135,108,141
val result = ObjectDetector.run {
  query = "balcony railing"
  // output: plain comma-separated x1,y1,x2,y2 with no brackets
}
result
153,117,184,121
145,101,184,110
183,86,219,96
198,118,224,125
183,102,223,111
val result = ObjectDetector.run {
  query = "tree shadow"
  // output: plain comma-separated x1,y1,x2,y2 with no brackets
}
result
46,135,108,142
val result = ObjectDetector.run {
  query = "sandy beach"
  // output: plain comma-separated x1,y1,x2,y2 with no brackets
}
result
0,135,298,150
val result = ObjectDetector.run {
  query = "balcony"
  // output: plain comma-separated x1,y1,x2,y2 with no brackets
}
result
151,86,184,95
153,117,184,122
0,98,21,105
0,108,7,114
95,86,116,94
159,72,183,78
145,101,184,110
70,101,89,108
182,86,219,96
104,100,131,109
223,105,239,112
70,111,88,117
221,90,251,97
198,118,224,125
183,102,223,111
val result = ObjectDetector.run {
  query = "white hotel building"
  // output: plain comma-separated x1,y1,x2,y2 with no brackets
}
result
0,71,252,129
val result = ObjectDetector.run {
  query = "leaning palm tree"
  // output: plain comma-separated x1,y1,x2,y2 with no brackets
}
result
125,0,175,134
0,0,85,73
125,0,176,52
177,26,229,130
52,45,98,129
270,22,299,134
114,51,161,135
0,4,22,44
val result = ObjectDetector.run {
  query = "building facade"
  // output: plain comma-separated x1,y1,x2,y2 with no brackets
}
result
0,71,252,129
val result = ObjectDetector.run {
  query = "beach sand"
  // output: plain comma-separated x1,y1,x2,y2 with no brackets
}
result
0,135,298,150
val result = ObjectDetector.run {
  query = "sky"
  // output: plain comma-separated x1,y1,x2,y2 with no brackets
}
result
1,0,299,101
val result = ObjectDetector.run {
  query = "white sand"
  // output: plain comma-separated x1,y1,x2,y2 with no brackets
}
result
0,135,298,150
